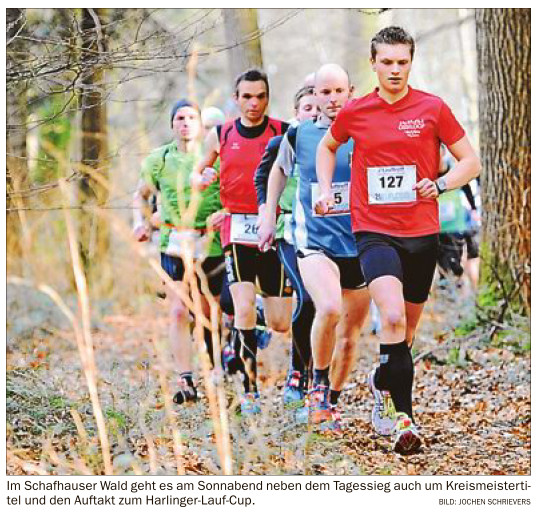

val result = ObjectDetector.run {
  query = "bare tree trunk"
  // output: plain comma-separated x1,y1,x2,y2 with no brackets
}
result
344,9,377,93
475,8,530,314
79,8,111,296
6,8,28,276
456,8,478,144
222,9,263,82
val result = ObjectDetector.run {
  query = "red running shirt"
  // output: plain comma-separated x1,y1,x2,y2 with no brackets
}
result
330,87,465,237
219,116,286,214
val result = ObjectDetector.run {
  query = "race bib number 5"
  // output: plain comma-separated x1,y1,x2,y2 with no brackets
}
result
311,182,350,217
367,165,417,204
230,214,259,245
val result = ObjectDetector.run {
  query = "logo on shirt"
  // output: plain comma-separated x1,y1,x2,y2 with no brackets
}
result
231,142,241,150
398,118,425,138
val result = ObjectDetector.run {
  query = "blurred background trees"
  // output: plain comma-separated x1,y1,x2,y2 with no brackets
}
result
475,8,531,316
222,9,264,83
5,8,531,316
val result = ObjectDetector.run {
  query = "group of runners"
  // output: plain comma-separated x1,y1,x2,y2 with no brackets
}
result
133,26,481,455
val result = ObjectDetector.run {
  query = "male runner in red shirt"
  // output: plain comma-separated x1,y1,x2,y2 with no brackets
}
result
316,27,481,453
193,69,292,414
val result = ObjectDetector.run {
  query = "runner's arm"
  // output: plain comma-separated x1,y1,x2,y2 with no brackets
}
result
265,161,288,222
257,132,294,249
416,136,481,198
461,182,477,211
257,161,287,250
315,129,343,214
254,135,282,209
133,179,154,241
444,136,481,190
192,127,220,189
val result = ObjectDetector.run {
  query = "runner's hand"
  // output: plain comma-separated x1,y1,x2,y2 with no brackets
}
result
257,216,275,252
133,224,150,242
314,192,334,215
191,168,218,190
201,167,218,189
207,211,226,230
413,178,438,198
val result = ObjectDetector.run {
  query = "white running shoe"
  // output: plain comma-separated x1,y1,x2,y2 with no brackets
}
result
367,369,397,436
392,412,422,455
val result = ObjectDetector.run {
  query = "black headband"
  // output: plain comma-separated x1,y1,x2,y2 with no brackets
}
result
170,99,200,127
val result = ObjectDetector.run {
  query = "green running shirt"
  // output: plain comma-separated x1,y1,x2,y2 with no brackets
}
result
140,141,223,256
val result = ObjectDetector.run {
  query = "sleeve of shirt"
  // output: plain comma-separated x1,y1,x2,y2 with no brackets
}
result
329,103,352,143
254,136,282,206
275,126,298,177
140,151,160,189
438,101,466,146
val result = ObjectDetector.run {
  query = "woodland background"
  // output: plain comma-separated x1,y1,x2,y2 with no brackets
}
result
5,8,530,476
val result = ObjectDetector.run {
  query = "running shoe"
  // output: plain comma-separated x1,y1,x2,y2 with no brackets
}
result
172,378,198,405
222,330,243,375
318,403,344,433
295,405,309,424
283,370,306,408
307,385,332,424
255,298,266,327
240,392,261,416
392,412,422,455
367,368,396,436
255,328,272,350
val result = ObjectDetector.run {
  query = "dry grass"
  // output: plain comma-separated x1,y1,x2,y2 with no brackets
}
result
6,282,531,476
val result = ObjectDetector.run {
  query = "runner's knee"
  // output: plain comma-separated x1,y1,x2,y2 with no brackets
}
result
381,306,406,333
233,298,256,322
268,316,290,333
315,298,341,326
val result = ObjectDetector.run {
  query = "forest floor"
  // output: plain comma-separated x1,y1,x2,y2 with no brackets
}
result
6,281,531,476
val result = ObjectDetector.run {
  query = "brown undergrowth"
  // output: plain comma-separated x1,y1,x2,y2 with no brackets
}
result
6,283,530,475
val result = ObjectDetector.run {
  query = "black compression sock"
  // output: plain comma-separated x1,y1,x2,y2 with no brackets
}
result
291,301,315,373
375,341,414,420
238,329,258,393
329,389,341,406
313,366,330,388
180,371,194,388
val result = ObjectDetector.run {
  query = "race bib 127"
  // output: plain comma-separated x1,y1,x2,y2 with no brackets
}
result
367,165,417,204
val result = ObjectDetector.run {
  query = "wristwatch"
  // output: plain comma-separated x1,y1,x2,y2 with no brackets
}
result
435,176,448,195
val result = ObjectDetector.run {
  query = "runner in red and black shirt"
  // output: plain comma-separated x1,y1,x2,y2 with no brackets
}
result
193,69,292,414
316,27,481,453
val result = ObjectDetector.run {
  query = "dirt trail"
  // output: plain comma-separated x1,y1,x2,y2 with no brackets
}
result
7,288,530,475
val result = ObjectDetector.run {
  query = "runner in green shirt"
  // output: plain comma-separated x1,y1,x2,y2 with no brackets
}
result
133,99,224,405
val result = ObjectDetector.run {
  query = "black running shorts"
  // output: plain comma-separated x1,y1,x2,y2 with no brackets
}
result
464,230,480,259
296,248,366,290
437,233,465,277
224,244,293,297
160,254,225,296
355,232,438,304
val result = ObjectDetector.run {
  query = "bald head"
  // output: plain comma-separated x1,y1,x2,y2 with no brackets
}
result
303,72,316,88
313,63,353,120
314,64,350,89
